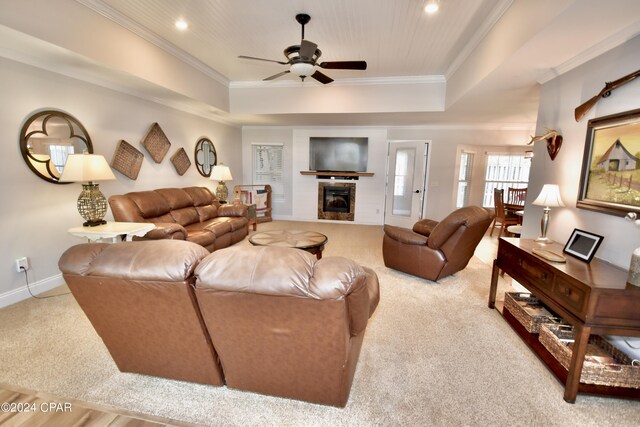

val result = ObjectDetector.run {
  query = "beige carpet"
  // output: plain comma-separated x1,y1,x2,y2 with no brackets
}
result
0,221,638,426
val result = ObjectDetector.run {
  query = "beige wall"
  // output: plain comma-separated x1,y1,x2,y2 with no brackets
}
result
522,34,640,267
0,58,241,307
387,127,532,220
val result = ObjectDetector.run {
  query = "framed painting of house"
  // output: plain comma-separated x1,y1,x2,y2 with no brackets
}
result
577,108,640,217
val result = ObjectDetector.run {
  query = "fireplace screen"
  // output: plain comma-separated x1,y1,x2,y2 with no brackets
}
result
323,186,351,213
317,182,355,221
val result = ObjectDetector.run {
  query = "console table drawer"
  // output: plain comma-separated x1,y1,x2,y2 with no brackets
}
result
553,277,588,315
498,245,553,290
507,255,554,292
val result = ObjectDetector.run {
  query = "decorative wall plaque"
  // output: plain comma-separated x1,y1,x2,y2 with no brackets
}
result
111,140,143,180
142,122,171,163
170,148,191,176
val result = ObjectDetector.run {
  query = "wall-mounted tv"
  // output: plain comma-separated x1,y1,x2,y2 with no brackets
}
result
309,137,368,172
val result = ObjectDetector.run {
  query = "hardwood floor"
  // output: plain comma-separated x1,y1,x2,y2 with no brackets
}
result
474,231,500,266
0,383,199,427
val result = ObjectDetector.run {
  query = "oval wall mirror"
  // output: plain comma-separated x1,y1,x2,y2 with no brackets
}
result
20,110,93,184
194,137,217,177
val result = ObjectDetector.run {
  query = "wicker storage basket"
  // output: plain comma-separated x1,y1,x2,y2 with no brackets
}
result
539,324,640,388
503,292,560,333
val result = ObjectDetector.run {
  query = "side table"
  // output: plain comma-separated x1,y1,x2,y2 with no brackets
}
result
68,222,155,243
246,204,257,231
232,201,257,231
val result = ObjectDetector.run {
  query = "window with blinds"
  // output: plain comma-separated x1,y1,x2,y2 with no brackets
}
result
252,144,284,201
483,153,530,207
456,152,474,208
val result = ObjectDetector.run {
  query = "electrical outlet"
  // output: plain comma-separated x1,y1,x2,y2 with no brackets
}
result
15,257,29,273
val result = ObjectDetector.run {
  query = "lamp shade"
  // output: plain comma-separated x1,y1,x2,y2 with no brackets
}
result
532,184,565,208
59,154,116,182
211,164,233,181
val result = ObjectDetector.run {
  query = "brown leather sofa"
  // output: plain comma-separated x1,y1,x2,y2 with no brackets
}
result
58,240,225,386
382,206,494,281
108,186,248,252
59,240,379,407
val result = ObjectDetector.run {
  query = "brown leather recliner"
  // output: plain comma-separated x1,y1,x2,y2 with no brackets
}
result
58,240,225,386
194,245,380,407
382,206,494,281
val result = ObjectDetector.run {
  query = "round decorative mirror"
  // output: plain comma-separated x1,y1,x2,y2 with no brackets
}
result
194,137,217,177
20,110,93,184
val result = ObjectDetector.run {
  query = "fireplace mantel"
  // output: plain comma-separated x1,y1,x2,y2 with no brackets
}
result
300,171,374,177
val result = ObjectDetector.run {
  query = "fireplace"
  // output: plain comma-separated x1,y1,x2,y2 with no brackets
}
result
323,186,351,213
318,182,355,221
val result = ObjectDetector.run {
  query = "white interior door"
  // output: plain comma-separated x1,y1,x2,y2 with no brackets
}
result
384,141,429,228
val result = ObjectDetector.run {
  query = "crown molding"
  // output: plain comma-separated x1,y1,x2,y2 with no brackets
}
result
445,0,514,79
229,75,446,89
385,122,534,131
75,0,230,86
537,21,640,84
241,122,534,131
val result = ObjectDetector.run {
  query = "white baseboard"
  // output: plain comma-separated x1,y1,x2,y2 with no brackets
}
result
0,274,66,308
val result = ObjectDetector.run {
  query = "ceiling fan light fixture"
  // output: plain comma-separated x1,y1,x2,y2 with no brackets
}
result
424,0,439,14
290,62,315,77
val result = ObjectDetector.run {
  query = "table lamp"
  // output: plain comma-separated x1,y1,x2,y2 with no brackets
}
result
211,164,233,203
532,184,565,243
60,153,116,226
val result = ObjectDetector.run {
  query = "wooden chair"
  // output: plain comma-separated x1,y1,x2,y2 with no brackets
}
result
506,187,527,225
489,188,520,238
506,187,527,208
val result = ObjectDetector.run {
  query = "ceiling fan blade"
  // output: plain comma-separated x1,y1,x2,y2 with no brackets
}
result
299,39,317,59
263,70,291,81
238,55,288,65
319,61,367,70
310,70,333,84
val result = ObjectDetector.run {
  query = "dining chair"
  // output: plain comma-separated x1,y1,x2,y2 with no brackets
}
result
490,188,520,238
507,187,528,207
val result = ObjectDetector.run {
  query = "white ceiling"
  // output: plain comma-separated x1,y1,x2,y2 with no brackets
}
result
95,0,502,82
2,0,640,127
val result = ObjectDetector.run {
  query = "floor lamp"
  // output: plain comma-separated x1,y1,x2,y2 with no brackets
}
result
532,184,565,243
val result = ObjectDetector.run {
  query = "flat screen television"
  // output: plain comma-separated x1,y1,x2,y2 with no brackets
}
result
309,137,368,172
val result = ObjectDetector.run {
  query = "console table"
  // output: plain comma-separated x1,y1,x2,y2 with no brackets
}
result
489,237,640,403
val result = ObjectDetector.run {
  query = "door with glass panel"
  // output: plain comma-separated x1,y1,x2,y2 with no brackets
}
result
384,141,429,228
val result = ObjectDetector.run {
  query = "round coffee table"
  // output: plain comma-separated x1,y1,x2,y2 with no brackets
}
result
248,230,328,259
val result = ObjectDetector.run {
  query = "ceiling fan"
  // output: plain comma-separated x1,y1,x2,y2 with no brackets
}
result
238,13,367,84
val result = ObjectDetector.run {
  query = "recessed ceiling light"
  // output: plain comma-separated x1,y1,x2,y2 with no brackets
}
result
424,0,439,14
175,19,188,31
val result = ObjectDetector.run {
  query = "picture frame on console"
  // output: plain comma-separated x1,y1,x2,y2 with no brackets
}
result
577,108,640,217
563,228,604,263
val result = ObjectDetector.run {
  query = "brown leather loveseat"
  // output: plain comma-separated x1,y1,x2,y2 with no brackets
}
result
108,186,248,252
58,240,380,407
382,206,493,281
